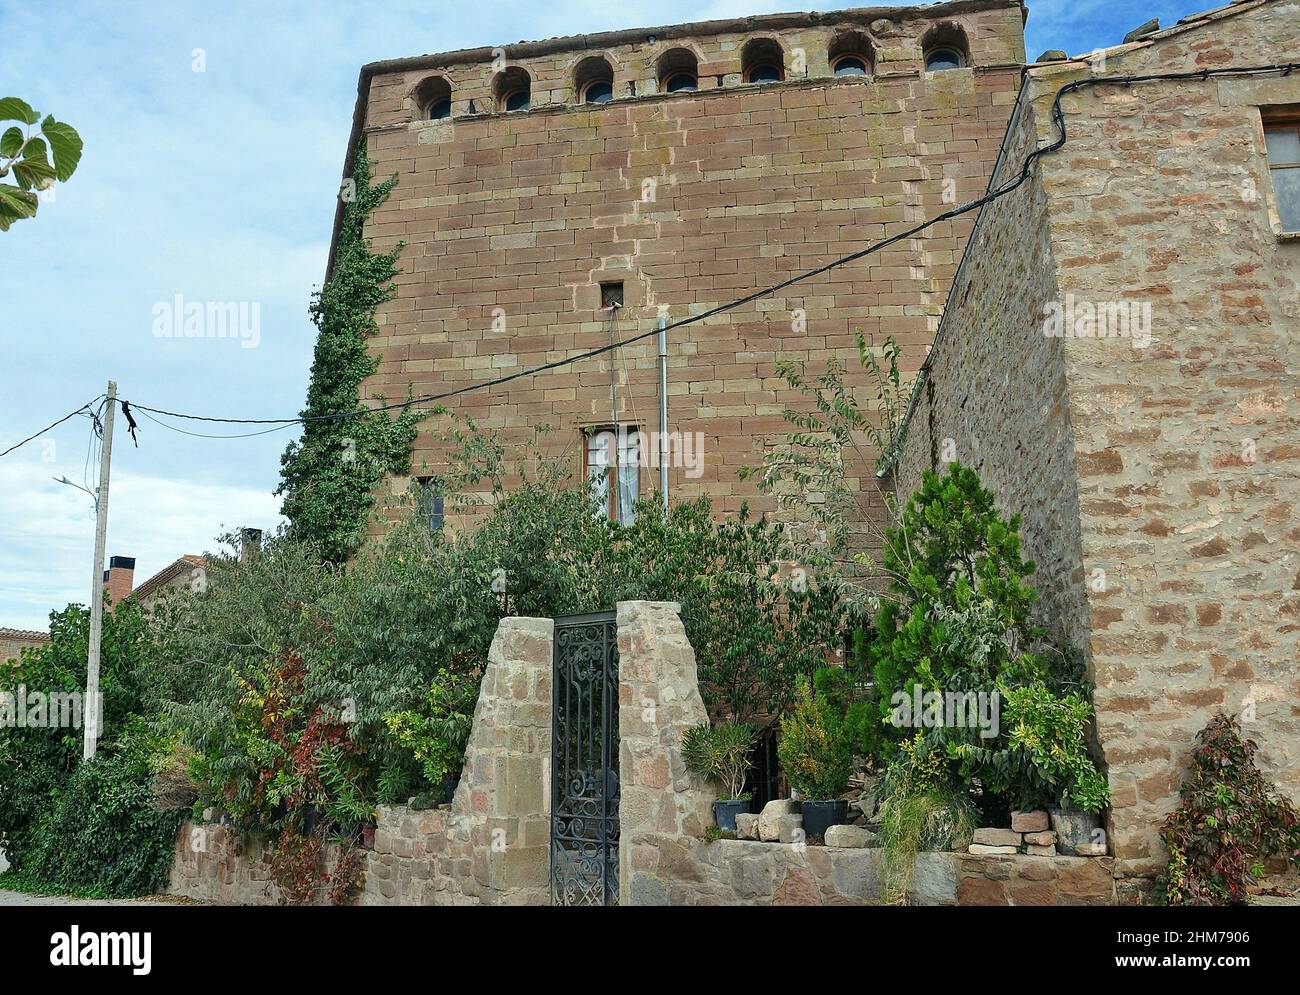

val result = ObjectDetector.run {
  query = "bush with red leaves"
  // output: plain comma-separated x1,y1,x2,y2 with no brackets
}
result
1158,713,1300,905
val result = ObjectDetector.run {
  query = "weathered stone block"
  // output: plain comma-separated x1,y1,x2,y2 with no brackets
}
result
1025,844,1057,857
758,799,798,842
1010,810,1049,833
968,844,1018,855
1023,830,1057,846
973,827,1022,847
823,824,873,848
777,813,804,844
735,813,759,840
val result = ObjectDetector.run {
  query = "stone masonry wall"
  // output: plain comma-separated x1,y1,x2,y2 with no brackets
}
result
354,2,1025,541
893,85,1089,651
1027,0,1300,871
630,838,1131,906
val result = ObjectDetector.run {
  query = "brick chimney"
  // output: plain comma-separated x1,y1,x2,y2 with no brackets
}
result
103,555,136,608
239,527,263,563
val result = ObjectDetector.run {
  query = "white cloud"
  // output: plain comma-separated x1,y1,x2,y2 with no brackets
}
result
0,457,282,630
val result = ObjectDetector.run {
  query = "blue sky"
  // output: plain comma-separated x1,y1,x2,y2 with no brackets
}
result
0,0,1219,629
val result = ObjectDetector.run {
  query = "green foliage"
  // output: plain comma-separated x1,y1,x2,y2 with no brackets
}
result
778,686,853,800
1158,713,1300,906
608,499,852,723
19,750,184,898
277,140,422,563
0,97,82,230
741,333,912,576
681,721,758,800
864,463,1108,815
0,599,195,897
874,732,977,904
1001,682,1108,813
871,462,1045,729
384,668,478,791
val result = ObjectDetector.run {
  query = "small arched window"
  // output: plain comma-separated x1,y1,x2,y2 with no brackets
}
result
493,66,532,112
575,55,615,104
657,48,698,93
828,29,874,78
742,38,785,84
921,23,971,72
413,75,453,120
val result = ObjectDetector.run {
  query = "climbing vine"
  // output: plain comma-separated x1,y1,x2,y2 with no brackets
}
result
278,140,421,562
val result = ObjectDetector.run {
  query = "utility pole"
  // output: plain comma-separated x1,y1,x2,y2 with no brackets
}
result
83,380,116,761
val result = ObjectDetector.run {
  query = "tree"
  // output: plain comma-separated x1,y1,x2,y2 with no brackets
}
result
0,97,82,231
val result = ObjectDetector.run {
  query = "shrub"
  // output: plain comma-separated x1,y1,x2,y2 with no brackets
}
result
778,687,853,800
876,732,977,904
681,721,759,800
1158,713,1300,906
0,599,192,896
20,749,185,898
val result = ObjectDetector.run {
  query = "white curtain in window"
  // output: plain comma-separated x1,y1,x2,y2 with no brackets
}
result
616,429,639,524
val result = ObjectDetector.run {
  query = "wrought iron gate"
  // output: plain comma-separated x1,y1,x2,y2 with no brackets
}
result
550,610,620,906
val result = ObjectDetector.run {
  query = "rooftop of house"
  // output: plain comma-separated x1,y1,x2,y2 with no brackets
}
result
132,554,206,604
0,627,51,643
1029,0,1274,73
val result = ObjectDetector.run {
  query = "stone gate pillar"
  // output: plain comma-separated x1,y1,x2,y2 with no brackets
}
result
615,601,715,905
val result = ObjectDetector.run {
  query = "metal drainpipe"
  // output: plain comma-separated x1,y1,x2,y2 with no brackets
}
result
657,315,669,513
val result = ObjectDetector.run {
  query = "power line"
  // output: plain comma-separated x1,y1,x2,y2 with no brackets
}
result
0,396,104,459
99,60,1299,433
136,407,300,439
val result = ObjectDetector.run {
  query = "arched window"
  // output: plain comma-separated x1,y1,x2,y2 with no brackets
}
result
828,29,874,78
413,75,452,120
493,66,532,112
921,23,970,72
657,48,698,93
575,55,615,104
741,37,784,84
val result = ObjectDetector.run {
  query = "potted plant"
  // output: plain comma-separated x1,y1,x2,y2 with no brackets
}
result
682,721,759,831
778,687,853,839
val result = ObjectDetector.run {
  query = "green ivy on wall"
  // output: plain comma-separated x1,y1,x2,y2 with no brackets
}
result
278,141,422,562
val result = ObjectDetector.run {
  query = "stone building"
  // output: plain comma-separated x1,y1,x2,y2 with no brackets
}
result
329,0,1299,891
893,0,1300,873
336,0,1025,526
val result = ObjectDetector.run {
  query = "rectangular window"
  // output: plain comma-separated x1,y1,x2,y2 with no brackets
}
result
584,426,639,523
1263,110,1300,233
599,281,624,310
414,476,445,532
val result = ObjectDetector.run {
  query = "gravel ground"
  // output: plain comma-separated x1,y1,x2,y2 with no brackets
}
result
0,889,199,906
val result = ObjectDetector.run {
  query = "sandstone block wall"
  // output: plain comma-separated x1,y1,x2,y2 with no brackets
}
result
349,2,1024,537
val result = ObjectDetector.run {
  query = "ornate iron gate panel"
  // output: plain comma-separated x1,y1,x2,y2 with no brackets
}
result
551,610,620,906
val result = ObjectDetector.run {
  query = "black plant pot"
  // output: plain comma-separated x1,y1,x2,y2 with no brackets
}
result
800,799,848,840
713,798,754,832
